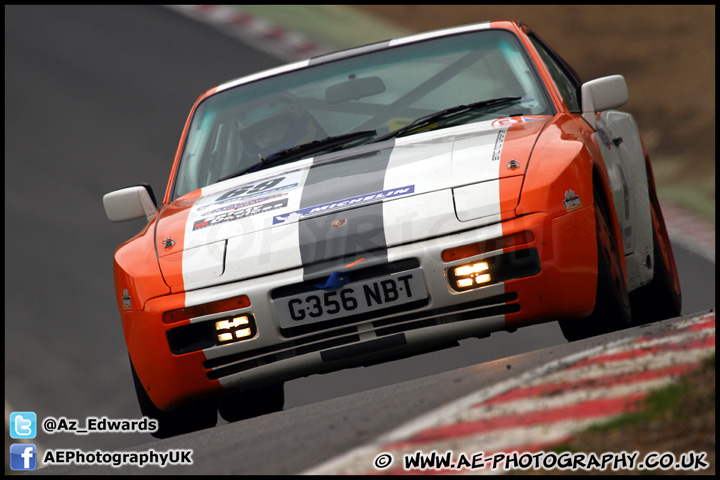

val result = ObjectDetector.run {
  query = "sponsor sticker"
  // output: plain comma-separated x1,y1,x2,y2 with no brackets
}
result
200,193,287,217
194,199,289,230
122,289,132,309
491,129,506,161
272,185,415,224
563,190,582,211
596,125,613,149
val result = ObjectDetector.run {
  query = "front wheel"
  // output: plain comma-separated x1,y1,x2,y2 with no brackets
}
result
130,360,217,439
217,384,285,423
559,190,632,341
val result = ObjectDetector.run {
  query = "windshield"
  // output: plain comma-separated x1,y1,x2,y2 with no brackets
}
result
172,29,553,199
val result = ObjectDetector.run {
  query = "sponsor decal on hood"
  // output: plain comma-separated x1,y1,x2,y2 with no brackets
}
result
156,118,548,291
272,185,415,225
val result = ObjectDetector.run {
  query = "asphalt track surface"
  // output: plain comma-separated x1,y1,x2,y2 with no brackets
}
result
5,5,715,474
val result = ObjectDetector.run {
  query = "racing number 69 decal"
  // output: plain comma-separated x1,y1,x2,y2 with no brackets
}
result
216,177,286,202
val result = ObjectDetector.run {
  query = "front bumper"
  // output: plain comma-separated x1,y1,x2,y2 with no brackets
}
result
123,206,597,411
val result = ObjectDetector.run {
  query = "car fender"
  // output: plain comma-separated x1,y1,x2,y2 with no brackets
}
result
516,113,628,288
115,225,221,410
112,217,170,312
516,115,595,221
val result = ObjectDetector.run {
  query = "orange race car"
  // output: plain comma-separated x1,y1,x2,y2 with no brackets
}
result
103,20,681,438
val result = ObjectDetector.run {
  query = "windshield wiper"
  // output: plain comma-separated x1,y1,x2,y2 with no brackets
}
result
219,130,377,181
371,96,522,143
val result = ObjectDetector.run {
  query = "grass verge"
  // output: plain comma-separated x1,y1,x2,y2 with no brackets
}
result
516,354,715,475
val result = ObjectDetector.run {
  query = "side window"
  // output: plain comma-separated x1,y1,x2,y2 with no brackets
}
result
528,34,581,112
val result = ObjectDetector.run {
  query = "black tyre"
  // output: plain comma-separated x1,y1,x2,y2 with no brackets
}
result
217,384,285,423
130,360,217,439
629,183,682,324
559,189,632,341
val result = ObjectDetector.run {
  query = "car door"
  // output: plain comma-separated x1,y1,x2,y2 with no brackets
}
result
595,110,652,257
593,113,634,253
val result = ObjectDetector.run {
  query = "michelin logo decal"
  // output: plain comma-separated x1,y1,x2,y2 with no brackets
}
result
273,185,415,225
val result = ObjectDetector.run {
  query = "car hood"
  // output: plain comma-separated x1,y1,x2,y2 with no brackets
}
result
156,117,548,291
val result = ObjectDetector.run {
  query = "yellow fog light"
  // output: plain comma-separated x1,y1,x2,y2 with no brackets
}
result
215,314,256,344
235,328,252,339
216,316,249,331
450,261,492,291
454,262,489,277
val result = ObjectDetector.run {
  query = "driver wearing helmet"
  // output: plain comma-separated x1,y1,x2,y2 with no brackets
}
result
236,94,324,162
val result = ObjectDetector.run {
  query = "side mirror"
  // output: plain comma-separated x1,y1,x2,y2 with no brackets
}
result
581,75,628,129
103,184,157,222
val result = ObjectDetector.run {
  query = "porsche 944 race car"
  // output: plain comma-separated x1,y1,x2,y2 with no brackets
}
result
103,20,681,438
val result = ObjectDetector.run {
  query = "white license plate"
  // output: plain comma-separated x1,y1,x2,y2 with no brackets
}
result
276,269,428,329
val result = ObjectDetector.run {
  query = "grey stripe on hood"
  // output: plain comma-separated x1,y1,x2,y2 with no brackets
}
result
298,144,394,281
